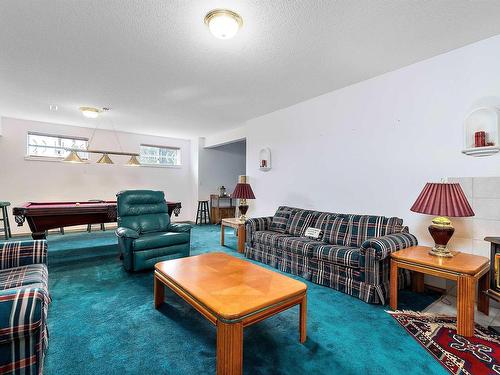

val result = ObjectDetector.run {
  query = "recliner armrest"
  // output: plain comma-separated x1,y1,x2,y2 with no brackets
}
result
169,223,192,233
115,227,140,239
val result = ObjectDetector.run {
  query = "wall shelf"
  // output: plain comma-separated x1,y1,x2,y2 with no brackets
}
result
462,146,500,157
259,148,271,171
462,106,500,157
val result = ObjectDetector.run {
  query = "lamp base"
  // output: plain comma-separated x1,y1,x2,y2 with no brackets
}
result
428,245,453,258
238,204,249,222
428,216,455,258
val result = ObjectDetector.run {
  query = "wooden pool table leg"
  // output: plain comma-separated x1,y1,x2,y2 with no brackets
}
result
300,294,307,343
32,231,46,240
217,321,243,375
154,273,165,309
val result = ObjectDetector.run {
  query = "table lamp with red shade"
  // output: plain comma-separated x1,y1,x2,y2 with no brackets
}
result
410,182,475,258
231,175,255,222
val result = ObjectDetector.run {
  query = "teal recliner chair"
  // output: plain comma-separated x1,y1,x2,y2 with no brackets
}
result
115,190,191,271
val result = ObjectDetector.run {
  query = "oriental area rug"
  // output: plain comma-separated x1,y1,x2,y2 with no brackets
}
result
388,311,499,375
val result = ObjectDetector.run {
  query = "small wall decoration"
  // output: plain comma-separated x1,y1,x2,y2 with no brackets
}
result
462,106,500,157
259,147,271,171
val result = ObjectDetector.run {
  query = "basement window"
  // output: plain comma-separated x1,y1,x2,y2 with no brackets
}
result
139,144,181,166
27,132,89,159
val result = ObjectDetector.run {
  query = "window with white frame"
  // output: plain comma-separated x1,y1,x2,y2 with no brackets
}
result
27,132,89,159
139,144,181,166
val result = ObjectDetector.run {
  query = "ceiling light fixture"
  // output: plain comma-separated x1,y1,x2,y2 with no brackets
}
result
204,9,242,39
79,106,101,119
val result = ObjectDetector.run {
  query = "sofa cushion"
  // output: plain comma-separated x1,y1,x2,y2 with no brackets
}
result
287,210,316,236
269,206,297,233
345,215,404,247
254,230,291,247
322,216,348,245
312,244,361,268
310,212,337,231
133,231,190,251
277,236,325,257
0,264,48,291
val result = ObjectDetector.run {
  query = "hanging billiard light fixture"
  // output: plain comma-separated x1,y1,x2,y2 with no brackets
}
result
65,107,141,166
126,155,141,166
96,153,114,164
204,9,243,39
63,150,84,163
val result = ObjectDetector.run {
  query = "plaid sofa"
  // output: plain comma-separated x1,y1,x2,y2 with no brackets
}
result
245,206,417,304
0,240,50,374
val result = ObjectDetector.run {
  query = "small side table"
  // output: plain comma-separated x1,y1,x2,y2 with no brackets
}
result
390,246,490,337
221,218,246,253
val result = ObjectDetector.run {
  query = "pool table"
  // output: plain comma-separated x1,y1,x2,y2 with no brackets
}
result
13,200,182,239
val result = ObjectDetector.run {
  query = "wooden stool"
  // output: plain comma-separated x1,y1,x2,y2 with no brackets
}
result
0,202,12,240
196,200,210,225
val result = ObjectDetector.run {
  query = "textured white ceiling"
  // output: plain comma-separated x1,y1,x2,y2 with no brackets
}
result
1,1,500,138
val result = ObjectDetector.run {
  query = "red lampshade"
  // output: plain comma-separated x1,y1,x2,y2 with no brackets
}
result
232,183,255,199
410,183,474,217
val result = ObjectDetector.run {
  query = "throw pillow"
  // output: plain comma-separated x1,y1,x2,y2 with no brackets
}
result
269,207,294,233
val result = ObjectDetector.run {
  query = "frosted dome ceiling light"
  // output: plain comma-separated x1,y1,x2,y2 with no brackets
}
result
204,9,242,39
79,106,101,119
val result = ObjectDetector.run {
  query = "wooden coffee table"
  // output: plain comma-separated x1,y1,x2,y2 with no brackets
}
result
390,246,490,337
220,218,246,253
154,252,307,375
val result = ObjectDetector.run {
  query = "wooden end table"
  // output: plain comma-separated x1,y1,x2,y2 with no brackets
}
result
390,246,490,337
220,218,246,253
154,253,307,375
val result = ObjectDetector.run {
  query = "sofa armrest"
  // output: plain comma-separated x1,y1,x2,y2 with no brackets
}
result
245,216,274,244
169,223,192,233
0,284,50,344
0,240,47,270
360,232,418,261
115,227,140,239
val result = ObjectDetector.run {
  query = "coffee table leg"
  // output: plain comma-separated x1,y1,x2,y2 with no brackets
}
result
221,224,225,247
217,321,243,375
154,274,165,309
300,294,307,343
478,271,490,315
390,259,398,310
457,275,475,337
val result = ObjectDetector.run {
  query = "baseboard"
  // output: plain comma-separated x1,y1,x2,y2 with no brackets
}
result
9,221,195,238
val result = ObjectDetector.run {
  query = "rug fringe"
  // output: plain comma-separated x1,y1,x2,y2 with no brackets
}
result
386,310,453,318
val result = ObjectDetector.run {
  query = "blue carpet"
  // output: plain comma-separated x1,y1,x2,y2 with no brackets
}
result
41,225,445,375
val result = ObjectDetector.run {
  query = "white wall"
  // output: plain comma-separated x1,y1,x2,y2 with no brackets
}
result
240,35,500,259
0,117,195,234
198,138,246,199
205,125,246,148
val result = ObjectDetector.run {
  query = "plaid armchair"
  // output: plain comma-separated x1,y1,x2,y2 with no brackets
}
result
245,207,417,304
0,240,50,375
